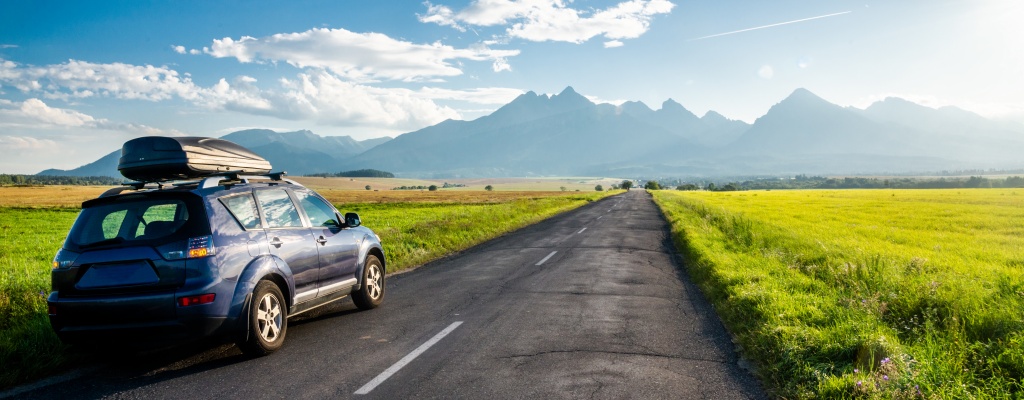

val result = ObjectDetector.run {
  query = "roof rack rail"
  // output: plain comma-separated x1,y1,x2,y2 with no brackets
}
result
98,171,299,198
198,171,299,189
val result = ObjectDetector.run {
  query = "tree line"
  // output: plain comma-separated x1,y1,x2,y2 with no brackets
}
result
0,174,122,186
306,169,395,178
646,175,1024,192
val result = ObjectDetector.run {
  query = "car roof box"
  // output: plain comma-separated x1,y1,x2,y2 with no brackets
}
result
118,136,272,182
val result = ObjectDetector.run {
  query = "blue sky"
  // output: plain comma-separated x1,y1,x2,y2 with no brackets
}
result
1,0,1021,173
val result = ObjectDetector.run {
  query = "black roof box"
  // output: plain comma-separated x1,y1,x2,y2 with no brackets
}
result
118,136,272,182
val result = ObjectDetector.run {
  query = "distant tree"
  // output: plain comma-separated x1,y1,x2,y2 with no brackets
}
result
428,185,438,191
484,185,493,191
595,184,604,192
560,186,567,191
966,176,991,188
706,182,716,191
721,183,740,191
620,180,633,191
676,184,699,191
644,181,660,190
365,185,371,190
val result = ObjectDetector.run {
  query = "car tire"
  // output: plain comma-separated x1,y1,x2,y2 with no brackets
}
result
239,280,288,356
352,255,384,310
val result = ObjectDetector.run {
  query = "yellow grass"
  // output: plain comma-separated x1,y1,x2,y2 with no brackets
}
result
0,186,111,208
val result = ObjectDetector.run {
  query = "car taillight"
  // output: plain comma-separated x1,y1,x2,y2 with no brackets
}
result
177,293,216,307
51,248,79,269
162,235,216,260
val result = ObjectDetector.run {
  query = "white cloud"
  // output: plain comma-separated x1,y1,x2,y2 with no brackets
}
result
0,58,204,101
203,27,520,82
277,71,462,129
0,44,18,49
604,40,624,48
0,135,57,150
414,86,524,104
0,58,523,132
758,65,774,79
585,95,627,105
420,0,674,44
0,98,181,136
172,45,186,54
492,57,512,72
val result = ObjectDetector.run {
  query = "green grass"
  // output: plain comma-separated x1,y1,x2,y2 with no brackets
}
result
0,190,616,389
0,207,81,390
651,189,1024,399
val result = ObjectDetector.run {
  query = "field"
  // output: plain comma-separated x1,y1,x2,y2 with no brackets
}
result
0,186,619,389
292,176,623,192
652,189,1024,398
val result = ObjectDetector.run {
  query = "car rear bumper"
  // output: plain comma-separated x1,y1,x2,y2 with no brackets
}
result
48,291,237,346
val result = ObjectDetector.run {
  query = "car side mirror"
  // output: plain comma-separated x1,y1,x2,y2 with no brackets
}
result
344,212,361,228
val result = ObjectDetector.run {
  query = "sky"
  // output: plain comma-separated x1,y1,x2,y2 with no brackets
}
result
1,0,1022,174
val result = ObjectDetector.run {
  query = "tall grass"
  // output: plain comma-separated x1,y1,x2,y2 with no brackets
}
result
652,189,1024,398
0,190,616,389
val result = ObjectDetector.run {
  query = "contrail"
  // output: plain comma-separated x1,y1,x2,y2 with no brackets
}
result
690,11,852,41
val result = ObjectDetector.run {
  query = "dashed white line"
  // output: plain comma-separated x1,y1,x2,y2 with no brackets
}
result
597,215,604,220
577,227,587,234
354,321,464,395
535,251,558,266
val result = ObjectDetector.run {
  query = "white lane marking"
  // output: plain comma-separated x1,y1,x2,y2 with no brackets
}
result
577,227,587,234
597,215,604,220
535,251,558,266
354,321,464,395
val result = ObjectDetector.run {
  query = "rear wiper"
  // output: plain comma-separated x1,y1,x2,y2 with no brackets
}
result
80,237,126,249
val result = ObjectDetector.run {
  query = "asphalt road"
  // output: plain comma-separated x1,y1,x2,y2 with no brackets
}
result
9,190,765,399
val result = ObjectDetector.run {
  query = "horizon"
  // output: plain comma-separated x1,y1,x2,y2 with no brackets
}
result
2,1,1022,174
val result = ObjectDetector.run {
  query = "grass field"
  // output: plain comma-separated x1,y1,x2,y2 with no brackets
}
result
0,186,619,389
652,189,1024,398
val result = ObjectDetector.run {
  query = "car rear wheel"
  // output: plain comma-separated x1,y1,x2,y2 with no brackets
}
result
352,255,384,310
239,280,287,356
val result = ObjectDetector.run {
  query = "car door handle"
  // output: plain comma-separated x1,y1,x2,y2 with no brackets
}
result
316,236,328,245
269,238,283,248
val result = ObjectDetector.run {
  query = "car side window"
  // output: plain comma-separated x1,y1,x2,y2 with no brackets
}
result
296,191,339,228
255,189,303,228
220,193,261,230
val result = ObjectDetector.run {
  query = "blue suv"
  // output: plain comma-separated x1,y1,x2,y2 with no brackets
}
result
48,173,386,355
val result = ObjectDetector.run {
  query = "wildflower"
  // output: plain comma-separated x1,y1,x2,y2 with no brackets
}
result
854,369,859,373
883,375,889,381
856,381,862,387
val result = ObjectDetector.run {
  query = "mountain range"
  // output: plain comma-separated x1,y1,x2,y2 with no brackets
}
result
37,129,392,178
38,87,1024,178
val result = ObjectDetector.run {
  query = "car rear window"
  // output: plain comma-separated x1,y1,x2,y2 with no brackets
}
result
68,193,208,250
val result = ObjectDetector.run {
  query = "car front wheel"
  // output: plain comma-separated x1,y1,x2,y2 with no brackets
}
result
352,255,384,310
239,280,287,356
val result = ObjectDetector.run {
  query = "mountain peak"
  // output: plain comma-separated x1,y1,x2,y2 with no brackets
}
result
661,98,685,111
550,85,593,109
785,88,823,102
557,86,579,97
619,101,653,116
701,110,726,121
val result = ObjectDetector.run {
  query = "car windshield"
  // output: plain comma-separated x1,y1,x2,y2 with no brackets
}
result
67,194,207,249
